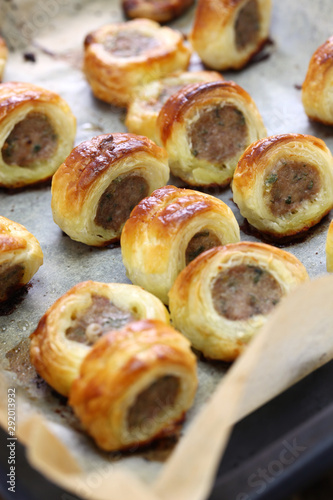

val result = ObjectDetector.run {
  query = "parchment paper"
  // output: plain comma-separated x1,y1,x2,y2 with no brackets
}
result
0,0,333,499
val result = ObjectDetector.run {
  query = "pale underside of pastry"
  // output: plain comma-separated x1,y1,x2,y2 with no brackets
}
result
0,215,43,302
51,133,169,246
29,281,170,397
121,185,240,304
326,220,333,272
0,37,8,82
169,241,309,361
83,18,192,107
232,133,333,238
0,82,76,188
69,319,198,451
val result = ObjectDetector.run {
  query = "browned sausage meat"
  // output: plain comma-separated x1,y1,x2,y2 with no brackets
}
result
185,231,221,265
235,0,260,50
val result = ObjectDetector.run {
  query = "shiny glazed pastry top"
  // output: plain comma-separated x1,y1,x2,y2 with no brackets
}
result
0,216,43,302
83,19,191,107
0,37,8,82
125,69,224,145
0,82,76,188
302,36,333,126
69,319,198,452
157,80,266,187
122,0,195,23
29,281,170,397
232,134,333,238
190,0,272,70
51,133,169,246
121,185,240,304
169,241,309,361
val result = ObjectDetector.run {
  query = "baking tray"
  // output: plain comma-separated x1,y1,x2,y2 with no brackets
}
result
0,0,333,498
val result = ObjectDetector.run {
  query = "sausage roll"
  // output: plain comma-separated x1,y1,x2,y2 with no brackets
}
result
169,242,309,361
190,0,272,70
0,37,8,82
157,80,266,187
0,216,43,302
30,281,170,397
51,133,169,246
121,185,240,304
69,319,197,452
126,70,224,145
122,0,195,23
326,220,333,272
302,36,333,126
232,134,333,238
83,19,191,107
0,82,76,189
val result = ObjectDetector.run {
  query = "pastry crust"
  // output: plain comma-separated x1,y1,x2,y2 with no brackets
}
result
0,216,43,302
232,134,333,238
0,37,8,82
122,0,195,23
0,82,76,189
126,70,224,145
121,185,240,304
190,0,272,70
157,80,266,187
169,242,309,361
51,133,169,246
326,220,333,272
69,319,197,451
302,36,333,126
30,281,170,397
83,19,191,107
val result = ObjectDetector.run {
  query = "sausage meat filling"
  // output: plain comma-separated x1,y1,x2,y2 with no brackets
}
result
0,263,25,301
2,112,58,167
66,295,136,346
211,264,282,321
235,0,260,50
104,31,160,57
265,161,321,217
188,105,247,164
127,375,180,431
95,174,149,232
185,231,221,265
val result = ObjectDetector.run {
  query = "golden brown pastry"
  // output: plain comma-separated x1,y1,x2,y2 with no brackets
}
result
0,37,8,82
121,185,240,304
122,0,195,23
83,19,191,107
69,319,197,451
326,220,333,272
126,70,224,145
302,36,333,126
169,242,309,361
0,82,76,189
30,281,170,397
51,133,169,246
0,216,43,302
232,134,333,238
190,0,272,70
157,80,266,187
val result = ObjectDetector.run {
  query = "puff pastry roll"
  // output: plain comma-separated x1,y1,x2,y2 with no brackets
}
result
69,319,197,451
190,0,272,70
122,0,195,23
0,37,8,82
121,185,240,304
302,36,333,126
0,82,76,189
326,220,333,272
30,281,170,397
232,134,333,239
0,216,43,302
126,70,223,145
169,242,309,361
83,19,191,107
51,133,169,246
157,80,266,187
